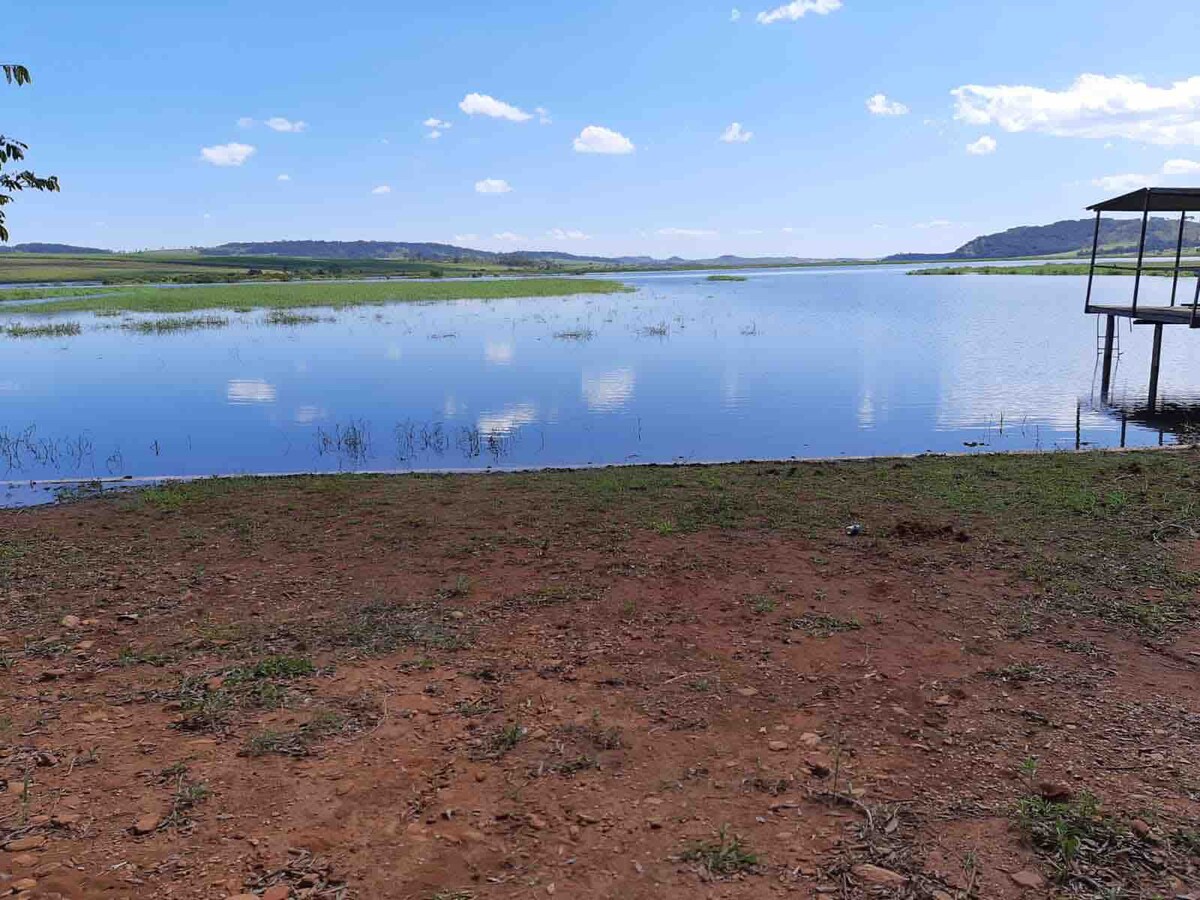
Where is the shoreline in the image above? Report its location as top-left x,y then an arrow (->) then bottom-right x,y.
5,442 -> 1192,508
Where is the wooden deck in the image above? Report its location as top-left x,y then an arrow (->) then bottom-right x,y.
1089,303 -> 1200,326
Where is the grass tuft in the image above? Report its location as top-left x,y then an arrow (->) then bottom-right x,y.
682,826 -> 759,877
789,612 -> 861,637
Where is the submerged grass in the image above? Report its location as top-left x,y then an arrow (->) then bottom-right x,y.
7,278 -> 634,315
264,309 -> 330,326
5,321 -> 82,338
121,315 -> 230,334
706,274 -> 748,282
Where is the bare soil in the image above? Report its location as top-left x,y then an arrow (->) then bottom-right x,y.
3,452 -> 1200,899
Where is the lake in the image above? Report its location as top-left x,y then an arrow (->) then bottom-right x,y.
4,265 -> 1199,504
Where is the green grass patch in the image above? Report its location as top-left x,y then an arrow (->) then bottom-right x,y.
0,286 -> 121,302
472,722 -> 525,760
748,594 -> 777,615
242,710 -> 350,757
172,655 -> 318,732
706,274 -> 748,281
6,278 -> 633,315
681,826 -> 759,876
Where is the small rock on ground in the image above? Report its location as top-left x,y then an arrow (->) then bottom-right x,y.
851,863 -> 908,886
1010,869 -> 1045,888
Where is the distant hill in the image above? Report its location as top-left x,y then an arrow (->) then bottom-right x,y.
0,242 -> 111,255
886,217 -> 1200,262
197,240 -> 813,268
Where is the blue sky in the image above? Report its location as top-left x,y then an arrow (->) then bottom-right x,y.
6,0 -> 1200,257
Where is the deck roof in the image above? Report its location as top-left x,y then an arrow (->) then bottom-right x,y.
1088,187 -> 1200,213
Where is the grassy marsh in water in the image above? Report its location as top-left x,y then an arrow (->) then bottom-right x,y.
264,310 -> 332,326
6,278 -> 634,315
5,321 -> 81,338
707,274 -> 748,282
121,315 -> 230,334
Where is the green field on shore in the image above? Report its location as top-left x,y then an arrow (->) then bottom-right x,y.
0,277 -> 634,315
912,263 -> 1200,277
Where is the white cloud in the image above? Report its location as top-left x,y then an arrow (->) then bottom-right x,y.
658,227 -> 718,237
1091,157 -> 1200,193
453,233 -> 480,243
236,116 -> 255,128
475,178 -> 513,194
1162,158 -> 1200,175
277,173 -> 291,182
966,134 -> 997,155
264,116 -> 307,133
738,228 -> 765,235
200,142 -> 256,167
916,219 -> 954,229
371,184 -> 392,195
535,106 -> 552,125
573,125 -> 635,155
720,122 -> 753,143
866,93 -> 909,116
493,231 -> 525,242
424,118 -> 451,139
548,228 -> 590,240
952,74 -> 1200,146
731,7 -> 742,20
1092,173 -> 1149,193
459,92 -> 532,122
756,0 -> 842,25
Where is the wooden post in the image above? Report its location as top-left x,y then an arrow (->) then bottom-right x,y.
1148,323 -> 1164,410
1132,194 -> 1151,315
1100,314 -> 1116,396
1085,209 -> 1101,311
1171,210 -> 1187,306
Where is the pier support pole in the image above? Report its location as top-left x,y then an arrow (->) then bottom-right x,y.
1148,323 -> 1164,411
1101,315 -> 1116,397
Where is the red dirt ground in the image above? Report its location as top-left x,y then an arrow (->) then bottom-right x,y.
1,460 -> 1198,899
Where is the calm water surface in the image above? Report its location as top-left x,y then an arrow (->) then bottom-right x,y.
3,266 -> 1199,503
